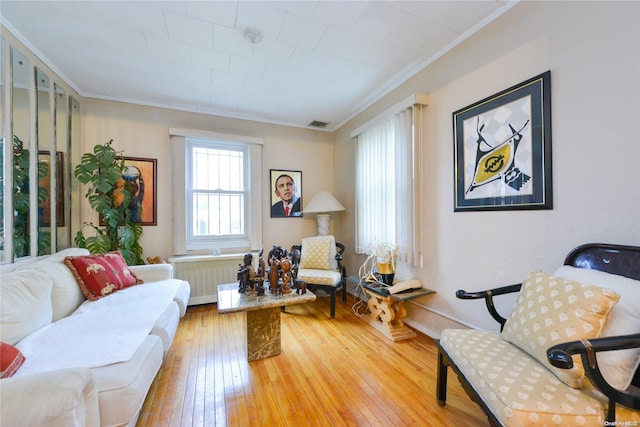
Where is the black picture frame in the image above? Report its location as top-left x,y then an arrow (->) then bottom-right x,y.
99,156 -> 157,226
38,151 -> 64,227
453,71 -> 552,211
270,169 -> 303,218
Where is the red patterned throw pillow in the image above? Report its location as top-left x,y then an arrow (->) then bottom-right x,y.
64,252 -> 143,301
1,342 -> 25,378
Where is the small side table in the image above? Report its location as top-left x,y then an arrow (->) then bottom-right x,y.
359,280 -> 435,342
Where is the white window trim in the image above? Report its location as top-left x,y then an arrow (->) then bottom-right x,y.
353,95 -> 428,267
351,93 -> 430,138
170,128 -> 263,255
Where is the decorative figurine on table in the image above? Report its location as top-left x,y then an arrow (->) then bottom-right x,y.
280,258 -> 293,294
289,246 -> 306,294
251,249 -> 266,296
294,279 -> 306,294
237,253 -> 254,293
268,245 -> 287,294
268,257 -> 280,294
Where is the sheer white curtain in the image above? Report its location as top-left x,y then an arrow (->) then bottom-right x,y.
355,106 -> 422,266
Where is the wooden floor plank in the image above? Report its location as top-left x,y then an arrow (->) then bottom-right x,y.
137,294 -> 487,426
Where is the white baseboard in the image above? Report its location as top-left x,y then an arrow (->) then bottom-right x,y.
346,280 -> 472,340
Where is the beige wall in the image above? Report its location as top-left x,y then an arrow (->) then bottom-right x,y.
334,1 -> 640,334
6,2 -> 639,334
81,99 -> 335,258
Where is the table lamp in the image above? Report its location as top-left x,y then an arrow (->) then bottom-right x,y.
303,191 -> 346,236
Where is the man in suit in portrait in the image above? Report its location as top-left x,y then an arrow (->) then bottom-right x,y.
271,174 -> 302,217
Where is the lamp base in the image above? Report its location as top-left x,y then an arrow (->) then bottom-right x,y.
316,214 -> 330,236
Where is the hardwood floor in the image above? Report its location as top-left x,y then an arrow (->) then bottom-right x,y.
137,294 -> 487,427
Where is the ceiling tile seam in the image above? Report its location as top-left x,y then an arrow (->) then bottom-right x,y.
330,0 -> 522,131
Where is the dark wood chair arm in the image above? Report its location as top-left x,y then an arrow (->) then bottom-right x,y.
547,334 -> 640,414
455,284 -> 522,331
335,242 -> 345,261
335,242 -> 346,277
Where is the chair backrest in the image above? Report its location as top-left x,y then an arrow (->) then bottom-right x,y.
563,243 -> 640,388
291,235 -> 346,275
297,235 -> 338,270
564,243 -> 640,280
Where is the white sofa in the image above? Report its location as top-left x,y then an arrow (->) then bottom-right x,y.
0,248 -> 190,427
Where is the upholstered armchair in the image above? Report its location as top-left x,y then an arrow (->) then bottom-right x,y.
291,235 -> 346,318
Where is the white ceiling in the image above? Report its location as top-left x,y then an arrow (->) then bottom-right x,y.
1,1 -> 515,131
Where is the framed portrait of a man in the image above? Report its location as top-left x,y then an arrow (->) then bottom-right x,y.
270,169 -> 302,218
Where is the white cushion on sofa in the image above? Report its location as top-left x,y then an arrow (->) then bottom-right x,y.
554,266 -> 640,390
91,335 -> 163,427
17,258 -> 86,322
48,247 -> 91,261
0,270 -> 53,345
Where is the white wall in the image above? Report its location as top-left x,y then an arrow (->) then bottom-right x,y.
81,99 -> 335,260
334,1 -> 640,334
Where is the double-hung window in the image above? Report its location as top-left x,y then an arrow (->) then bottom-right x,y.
170,128 -> 263,254
188,140 -> 246,247
352,94 -> 428,267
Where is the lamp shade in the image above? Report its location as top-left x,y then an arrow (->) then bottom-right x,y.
303,191 -> 345,214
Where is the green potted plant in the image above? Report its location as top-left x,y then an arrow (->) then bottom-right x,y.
3,135 -> 51,257
73,139 -> 144,265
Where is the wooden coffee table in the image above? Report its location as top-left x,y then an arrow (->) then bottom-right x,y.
217,283 -> 316,361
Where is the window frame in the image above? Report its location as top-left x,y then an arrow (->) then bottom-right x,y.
186,138 -> 249,250
170,128 -> 263,255
352,95 -> 427,267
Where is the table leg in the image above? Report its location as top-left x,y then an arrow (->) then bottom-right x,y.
364,290 -> 416,342
245,307 -> 281,361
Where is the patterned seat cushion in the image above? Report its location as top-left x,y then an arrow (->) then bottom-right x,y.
440,329 -> 640,426
297,269 -> 342,286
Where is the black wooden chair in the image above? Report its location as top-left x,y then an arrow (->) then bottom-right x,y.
291,235 -> 346,318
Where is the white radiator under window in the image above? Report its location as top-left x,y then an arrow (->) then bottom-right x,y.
169,254 -> 247,305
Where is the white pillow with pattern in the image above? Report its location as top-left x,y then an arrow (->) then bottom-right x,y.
299,236 -> 337,270
501,271 -> 619,388
554,266 -> 640,390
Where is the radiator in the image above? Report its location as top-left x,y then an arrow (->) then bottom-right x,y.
169,254 -> 246,305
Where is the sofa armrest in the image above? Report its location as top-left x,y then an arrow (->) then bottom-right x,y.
129,263 -> 174,282
0,368 -> 100,427
455,283 -> 522,330
547,334 -> 640,415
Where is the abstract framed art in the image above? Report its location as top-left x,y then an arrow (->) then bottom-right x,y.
453,71 -> 552,211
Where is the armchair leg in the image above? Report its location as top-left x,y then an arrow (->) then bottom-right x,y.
437,349 -> 448,406
330,288 -> 336,318
341,280 -> 347,303
606,399 -> 616,423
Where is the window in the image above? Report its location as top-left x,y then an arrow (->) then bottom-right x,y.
188,141 -> 246,244
170,128 -> 263,254
353,95 -> 427,267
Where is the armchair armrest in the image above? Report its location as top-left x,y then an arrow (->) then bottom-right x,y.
129,263 -> 174,282
456,283 -> 522,330
547,334 -> 640,418
335,242 -> 346,278
0,368 -> 100,427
